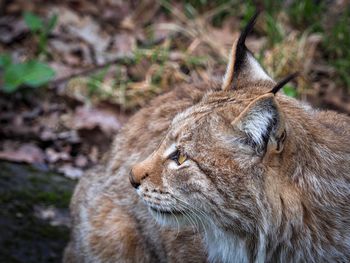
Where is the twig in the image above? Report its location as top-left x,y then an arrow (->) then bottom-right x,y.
50,55 -> 135,87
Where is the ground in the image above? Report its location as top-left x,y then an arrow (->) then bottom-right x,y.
0,161 -> 74,263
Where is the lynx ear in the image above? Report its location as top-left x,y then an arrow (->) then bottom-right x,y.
222,12 -> 272,91
233,94 -> 285,154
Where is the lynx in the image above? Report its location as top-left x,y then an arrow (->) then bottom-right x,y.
64,13 -> 350,263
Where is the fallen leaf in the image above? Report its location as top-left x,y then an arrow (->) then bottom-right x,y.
48,7 -> 101,65
49,62 -> 79,81
50,40 -> 93,66
109,32 -> 136,57
56,130 -> 81,144
0,16 -> 28,44
58,164 -> 83,179
0,143 -> 45,164
121,0 -> 160,30
89,146 -> 99,163
75,154 -> 88,168
61,105 -> 122,135
34,205 -> 71,227
46,148 -> 71,163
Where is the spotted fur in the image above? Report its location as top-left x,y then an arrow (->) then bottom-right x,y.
64,14 -> 350,263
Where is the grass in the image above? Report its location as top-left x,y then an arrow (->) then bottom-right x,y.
24,11 -> 58,56
167,0 -> 239,26
323,10 -> 350,88
260,0 -> 349,90
185,1 -> 350,91
287,0 -> 325,31
47,1 -> 349,112
155,0 -> 348,99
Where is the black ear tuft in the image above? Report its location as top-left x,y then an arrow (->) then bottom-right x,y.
234,11 -> 260,74
222,11 -> 272,91
270,72 -> 299,95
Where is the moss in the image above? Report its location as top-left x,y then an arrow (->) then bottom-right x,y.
0,161 -> 76,263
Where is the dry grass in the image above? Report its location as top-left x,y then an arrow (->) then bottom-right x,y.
263,32 -> 322,91
63,1 -> 348,110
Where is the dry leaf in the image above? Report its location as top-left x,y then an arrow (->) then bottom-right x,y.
46,148 -> 71,163
58,164 -> 83,179
61,106 -> 122,135
0,143 -> 45,164
0,16 -> 28,44
34,205 -> 71,227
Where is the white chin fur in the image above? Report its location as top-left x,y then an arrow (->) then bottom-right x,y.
149,208 -> 187,227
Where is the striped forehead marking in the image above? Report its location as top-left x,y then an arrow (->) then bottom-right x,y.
172,105 -> 211,124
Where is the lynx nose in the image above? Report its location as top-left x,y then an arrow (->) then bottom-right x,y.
130,159 -> 152,189
129,169 -> 140,189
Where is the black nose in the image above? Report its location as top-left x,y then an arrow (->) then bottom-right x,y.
129,170 -> 140,189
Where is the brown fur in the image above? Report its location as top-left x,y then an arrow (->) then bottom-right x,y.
65,15 -> 350,263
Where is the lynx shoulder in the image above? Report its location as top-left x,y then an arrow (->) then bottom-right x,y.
65,13 -> 350,263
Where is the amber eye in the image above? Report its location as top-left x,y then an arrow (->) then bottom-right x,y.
177,152 -> 187,165
169,150 -> 187,165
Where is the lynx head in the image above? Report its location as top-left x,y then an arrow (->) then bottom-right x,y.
130,13 -> 297,235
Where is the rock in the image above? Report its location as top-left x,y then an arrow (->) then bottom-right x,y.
0,161 -> 76,263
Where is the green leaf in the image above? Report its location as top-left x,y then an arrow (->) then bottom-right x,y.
46,14 -> 58,33
283,84 -> 297,98
3,63 -> 28,92
24,12 -> 44,32
22,60 -> 55,87
0,53 -> 12,68
2,60 -> 55,93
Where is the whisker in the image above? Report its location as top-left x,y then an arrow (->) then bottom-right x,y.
169,206 -> 181,238
172,195 -> 211,238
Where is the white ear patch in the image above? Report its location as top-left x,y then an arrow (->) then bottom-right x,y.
163,143 -> 177,158
235,95 -> 279,151
240,110 -> 274,146
246,53 -> 272,81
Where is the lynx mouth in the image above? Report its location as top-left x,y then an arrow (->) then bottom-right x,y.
149,206 -> 184,216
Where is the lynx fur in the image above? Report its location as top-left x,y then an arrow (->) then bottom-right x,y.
64,13 -> 350,263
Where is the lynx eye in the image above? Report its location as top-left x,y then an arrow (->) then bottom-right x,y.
169,150 -> 187,165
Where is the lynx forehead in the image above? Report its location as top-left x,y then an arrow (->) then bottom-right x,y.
65,12 -> 350,263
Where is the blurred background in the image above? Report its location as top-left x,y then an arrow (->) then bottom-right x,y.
0,0 -> 349,262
